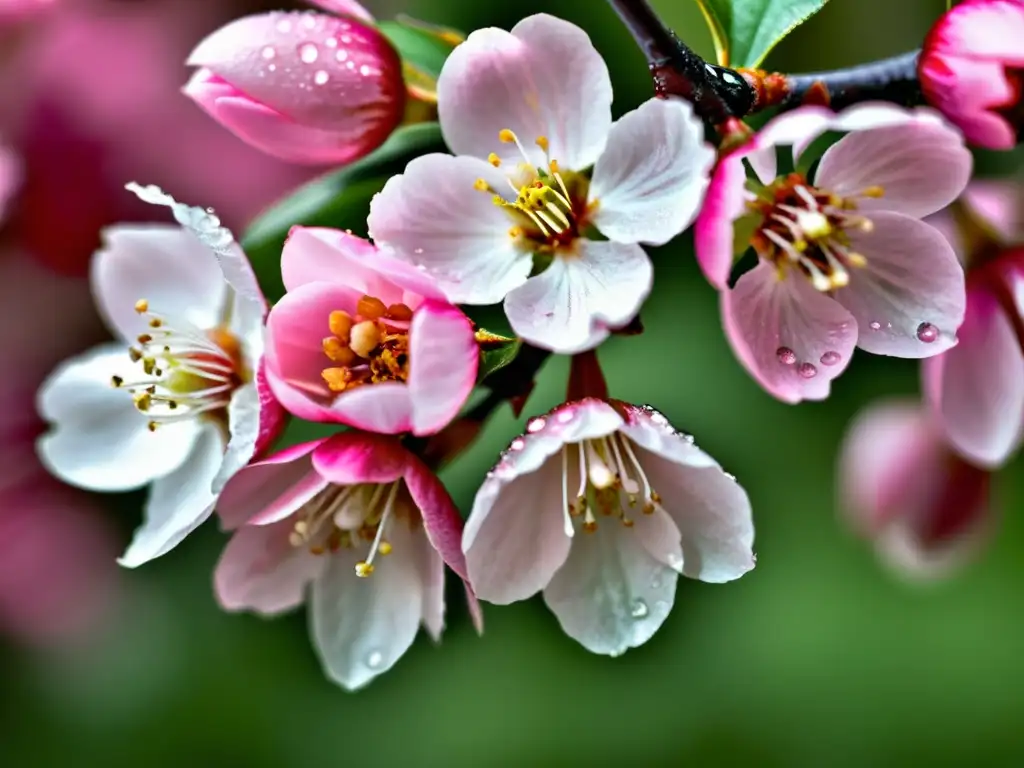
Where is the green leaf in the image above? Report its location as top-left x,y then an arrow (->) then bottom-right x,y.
477,336 -> 522,383
378,19 -> 453,79
240,122 -> 444,302
693,0 -> 831,68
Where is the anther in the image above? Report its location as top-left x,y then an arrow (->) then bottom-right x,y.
378,541 -> 393,556
498,129 -> 516,143
322,367 -> 353,392
487,153 -> 501,167
385,303 -> 413,322
322,337 -> 356,365
328,310 -> 353,340
356,296 -> 387,320
134,299 -> 149,313
111,375 -> 123,387
474,178 -> 492,192
349,320 -> 381,358
355,562 -> 374,577
536,136 -> 549,152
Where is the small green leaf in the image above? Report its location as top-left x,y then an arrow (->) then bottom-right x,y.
693,0 -> 831,68
477,336 -> 522,383
378,19 -> 454,79
240,122 -> 444,302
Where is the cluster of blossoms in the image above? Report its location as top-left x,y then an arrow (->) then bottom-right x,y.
32,0 -> 1024,688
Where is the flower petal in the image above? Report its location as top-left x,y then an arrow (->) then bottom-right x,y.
402,450 -> 470,580
118,424 -> 224,568
814,118 -> 971,219
91,225 -> 226,342
721,262 -> 858,403
0,144 -> 20,223
416,530 -> 446,642
437,13 -> 612,170
923,280 -> 1024,468
963,180 -> 1024,244
919,55 -> 1018,150
407,299 -> 477,436
306,0 -> 375,22
36,343 -> 200,492
310,520 -> 424,690
368,154 -> 532,305
211,383 -> 261,494
694,153 -> 747,290
215,519 -> 325,615
589,97 -> 714,246
504,240 -> 653,354
837,212 -> 966,357
311,432 -> 409,486
543,521 -> 678,656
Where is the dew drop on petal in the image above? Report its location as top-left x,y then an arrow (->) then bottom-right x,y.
667,553 -> 683,571
869,321 -> 882,331
359,64 -> 372,76
276,18 -> 292,33
267,63 -> 277,72
510,438 -> 526,451
302,13 -> 317,29
916,322 -> 939,343
299,43 -> 319,64
413,247 -> 424,254
346,60 -> 356,71
797,362 -> 818,379
340,34 -> 353,44
313,70 -> 329,86
556,409 -> 575,424
335,49 -> 348,62
776,346 -> 797,365
365,650 -> 383,669
819,351 -> 841,366
527,417 -> 546,433
325,36 -> 338,48
630,599 -> 649,619
261,46 -> 276,60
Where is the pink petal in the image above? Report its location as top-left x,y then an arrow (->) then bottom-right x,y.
542,518 -> 679,656
694,153 -> 747,290
215,439 -> 327,530
925,0 -> 1024,64
91,225 -> 226,343
814,118 -> 972,219
253,359 -> 288,459
589,97 -> 714,246
504,241 -> 653,354
407,300 -> 478,436
721,262 -> 858,403
437,13 -> 612,170
214,518 -> 324,615
837,212 -> 966,358
311,432 -> 410,486
923,280 -> 1024,468
321,383 -> 415,434
0,145 -> 19,223
368,154 -> 532,305
962,179 -> 1024,244
305,0 -> 375,22
919,55 -> 1017,150
402,452 -> 469,580
416,531 -> 446,642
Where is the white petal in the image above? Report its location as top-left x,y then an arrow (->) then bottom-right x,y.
543,522 -> 678,656
437,13 -> 612,170
212,383 -> 260,495
36,343 -> 200,492
416,529 -> 446,642
368,154 -> 532,305
590,98 -> 714,246
310,522 -> 424,691
118,424 -> 225,568
504,241 -> 652,354
91,225 -> 226,343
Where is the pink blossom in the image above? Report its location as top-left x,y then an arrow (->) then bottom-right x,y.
463,398 -> 754,656
839,400 -> 991,578
923,180 -> 1024,468
37,185 -> 285,568
368,13 -> 714,354
215,431 -> 479,690
695,104 -> 971,403
264,227 -> 478,435
919,0 -> 1024,150
185,5 -> 405,166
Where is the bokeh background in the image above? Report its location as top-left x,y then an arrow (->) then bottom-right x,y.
3,0 -> 1024,765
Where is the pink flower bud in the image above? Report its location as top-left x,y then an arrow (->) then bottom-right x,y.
185,9 -> 405,165
919,0 -> 1024,150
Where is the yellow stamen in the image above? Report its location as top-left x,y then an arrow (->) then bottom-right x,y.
134,298 -> 149,313
322,367 -> 353,392
355,561 -> 375,578
322,337 -> 356,365
536,136 -> 549,152
386,303 -> 413,322
487,152 -> 501,167
328,310 -> 353,341
356,295 -> 387,320
498,129 -> 516,143
349,321 -> 381,358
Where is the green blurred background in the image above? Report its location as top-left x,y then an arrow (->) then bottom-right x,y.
6,1 -> 1024,765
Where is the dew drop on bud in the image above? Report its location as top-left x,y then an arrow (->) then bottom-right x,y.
335,49 -> 348,62
556,409 -> 575,424
776,346 -> 797,365
916,322 -> 939,343
527,417 -> 546,433
365,650 -> 383,669
798,362 -> 818,379
359,64 -> 373,76
313,70 -> 329,86
261,46 -> 276,60
325,36 -> 338,48
630,599 -> 649,619
299,43 -> 319,64
819,351 -> 841,366
869,321 -> 882,330
276,18 -> 292,33
510,438 -> 526,451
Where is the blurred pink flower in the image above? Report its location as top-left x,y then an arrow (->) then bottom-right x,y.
463,398 -> 754,656
368,13 -> 713,354
694,104 -> 971,404
919,0 -> 1024,150
839,399 -> 991,578
265,227 -> 478,435
215,431 -> 480,690
923,180 -> 1024,468
185,4 -> 406,165
37,187 -> 285,569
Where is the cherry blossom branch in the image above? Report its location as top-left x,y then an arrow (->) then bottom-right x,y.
606,0 -> 925,122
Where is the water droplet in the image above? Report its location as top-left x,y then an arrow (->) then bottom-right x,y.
302,13 -> 317,29
325,36 -> 338,48
359,64 -> 373,76
413,247 -> 424,254
683,434 -> 695,444
365,650 -> 383,669
776,346 -> 797,365
340,34 -> 353,44
869,321 -> 882,331
335,49 -> 348,62
667,553 -> 683,571
650,411 -> 668,425
267,63 -> 277,72
557,409 -> 575,424
299,43 -> 319,64
797,362 -> 818,379
916,322 -> 939,343
630,599 -> 649,618
276,18 -> 292,33
723,472 -> 737,482
261,46 -> 276,60
313,70 -> 329,86
819,350 -> 841,366
510,438 -> 526,451
527,417 -> 546,433
346,60 -> 356,70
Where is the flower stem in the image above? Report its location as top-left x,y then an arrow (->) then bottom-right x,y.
772,51 -> 924,111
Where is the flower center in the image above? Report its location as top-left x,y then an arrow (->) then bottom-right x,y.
473,129 -> 590,251
560,433 -> 662,535
111,298 -> 244,432
320,295 -> 412,394
288,480 -> 409,577
747,173 -> 882,291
